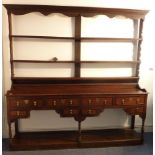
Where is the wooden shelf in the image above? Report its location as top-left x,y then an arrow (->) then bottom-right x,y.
12,60 -> 140,64
11,35 -> 141,42
11,35 -> 74,40
80,61 -> 140,64
12,60 -> 75,63
10,129 -> 142,150
12,77 -> 139,84
81,37 -> 142,42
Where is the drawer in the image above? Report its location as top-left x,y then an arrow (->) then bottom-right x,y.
10,111 -> 29,120
116,96 -> 145,106
125,107 -> 145,115
62,108 -> 79,116
10,98 -> 44,110
10,99 -> 30,110
62,98 -> 79,107
82,109 -> 98,116
47,98 -> 79,109
82,97 -> 112,107
28,99 -> 44,109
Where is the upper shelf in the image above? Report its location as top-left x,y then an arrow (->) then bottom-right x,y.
11,35 -> 141,42
3,4 -> 149,19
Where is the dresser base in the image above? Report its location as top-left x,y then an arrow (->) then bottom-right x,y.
9,128 -> 143,150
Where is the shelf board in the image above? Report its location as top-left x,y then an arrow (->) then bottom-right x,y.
10,129 -> 142,150
12,77 -> 139,84
12,60 -> 140,64
11,35 -> 142,42
12,60 -> 75,63
81,37 -> 142,42
11,35 -> 74,40
80,61 -> 140,64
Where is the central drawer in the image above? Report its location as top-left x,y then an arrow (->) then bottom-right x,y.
81,97 -> 113,107
47,98 -> 79,109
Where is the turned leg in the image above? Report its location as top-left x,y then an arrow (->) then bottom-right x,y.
15,120 -> 19,136
8,122 -> 12,139
78,121 -> 82,143
141,115 -> 146,142
131,115 -> 135,129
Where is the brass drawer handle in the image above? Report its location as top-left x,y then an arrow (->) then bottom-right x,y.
70,110 -> 73,114
33,101 -> 37,106
53,100 -> 56,106
122,99 -> 125,104
16,101 -> 19,107
69,100 -> 73,105
88,109 -> 92,114
88,99 -> 92,104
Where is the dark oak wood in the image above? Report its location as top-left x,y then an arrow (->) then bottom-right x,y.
12,60 -> 75,63
11,35 -> 142,42
11,77 -> 139,84
4,4 -> 148,150
3,4 -> 148,19
81,37 -> 142,42
9,129 -> 142,150
74,15 -> 81,77
11,35 -> 74,40
12,60 -> 140,64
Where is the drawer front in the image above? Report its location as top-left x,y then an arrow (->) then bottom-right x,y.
82,97 -> 112,107
116,96 -> 145,106
10,111 -> 29,120
47,98 -> 79,109
125,107 -> 145,115
9,98 -> 44,110
82,109 -> 98,116
62,108 -> 79,117
10,99 -> 30,110
28,99 -> 44,109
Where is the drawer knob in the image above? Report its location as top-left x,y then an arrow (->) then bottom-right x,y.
24,100 -> 29,104
16,101 -> 19,107
33,101 -> 37,106
53,100 -> 56,106
70,100 -> 73,105
122,99 -> 125,104
88,99 -> 92,104
88,109 -> 92,114
70,110 -> 73,114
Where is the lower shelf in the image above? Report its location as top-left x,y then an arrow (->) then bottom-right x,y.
10,128 -> 143,150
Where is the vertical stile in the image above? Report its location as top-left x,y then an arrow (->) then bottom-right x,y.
74,15 -> 81,77
8,11 -> 14,78
136,19 -> 144,76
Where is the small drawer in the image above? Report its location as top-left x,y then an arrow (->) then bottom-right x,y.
82,109 -> 97,116
62,99 -> 79,107
29,99 -> 44,109
10,111 -> 28,119
10,99 -> 30,110
82,97 -> 112,107
47,99 -> 62,108
116,96 -> 145,106
125,107 -> 144,115
62,109 -> 79,116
